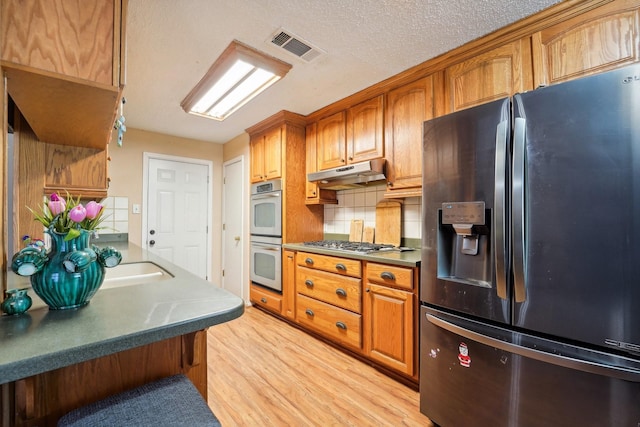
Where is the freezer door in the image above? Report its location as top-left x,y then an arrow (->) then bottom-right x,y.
512,64 -> 640,354
420,307 -> 640,427
422,98 -> 510,324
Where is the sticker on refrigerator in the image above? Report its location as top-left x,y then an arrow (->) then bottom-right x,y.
458,342 -> 471,367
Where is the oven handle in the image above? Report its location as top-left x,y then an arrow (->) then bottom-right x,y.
251,192 -> 281,200
251,242 -> 281,251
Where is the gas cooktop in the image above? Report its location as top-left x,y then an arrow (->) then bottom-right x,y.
303,240 -> 401,254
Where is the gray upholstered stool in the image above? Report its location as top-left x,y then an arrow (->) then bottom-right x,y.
57,374 -> 221,427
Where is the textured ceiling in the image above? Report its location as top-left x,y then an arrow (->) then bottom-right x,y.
124,0 -> 561,144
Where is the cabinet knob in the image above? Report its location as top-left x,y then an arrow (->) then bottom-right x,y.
335,288 -> 347,297
335,263 -> 346,271
348,156 -> 353,161
305,257 -> 314,265
335,321 -> 347,330
387,181 -> 393,187
261,297 -> 267,303
341,159 -> 346,163
305,308 -> 315,317
305,279 -> 314,288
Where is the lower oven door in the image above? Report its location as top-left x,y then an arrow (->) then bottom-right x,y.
250,237 -> 282,292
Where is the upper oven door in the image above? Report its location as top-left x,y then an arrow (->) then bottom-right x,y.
250,190 -> 282,237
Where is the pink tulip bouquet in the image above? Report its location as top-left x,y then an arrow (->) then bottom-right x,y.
29,193 -> 107,241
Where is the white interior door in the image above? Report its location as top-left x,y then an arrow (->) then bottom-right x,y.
222,156 -> 245,300
145,156 -> 210,280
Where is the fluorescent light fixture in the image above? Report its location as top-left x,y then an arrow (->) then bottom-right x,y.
181,40 -> 292,121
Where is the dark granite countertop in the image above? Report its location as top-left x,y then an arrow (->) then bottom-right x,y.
283,243 -> 421,267
0,242 -> 245,385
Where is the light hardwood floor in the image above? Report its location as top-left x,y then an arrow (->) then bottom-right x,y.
206,306 -> 434,426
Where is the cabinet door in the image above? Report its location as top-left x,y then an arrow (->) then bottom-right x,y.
347,95 -> 384,163
532,0 -> 640,87
384,76 -> 434,194
305,123 -> 320,199
263,126 -> 282,180
365,283 -> 414,376
317,111 -> 346,170
1,0 -> 120,86
44,143 -> 109,198
444,38 -> 533,113
282,250 -> 296,320
250,135 -> 265,183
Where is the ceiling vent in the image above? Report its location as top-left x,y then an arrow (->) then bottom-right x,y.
269,29 -> 325,62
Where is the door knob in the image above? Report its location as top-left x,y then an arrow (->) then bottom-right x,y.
149,240 -> 155,246
150,229 -> 155,235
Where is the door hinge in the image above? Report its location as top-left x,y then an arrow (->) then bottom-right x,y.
222,270 -> 224,277
223,177 -> 226,184
222,224 -> 225,231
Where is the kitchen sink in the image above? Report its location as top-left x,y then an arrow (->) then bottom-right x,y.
101,262 -> 173,289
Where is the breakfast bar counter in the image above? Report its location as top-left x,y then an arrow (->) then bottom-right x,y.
0,241 -> 244,426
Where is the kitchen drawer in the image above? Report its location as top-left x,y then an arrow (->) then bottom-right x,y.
296,266 -> 362,313
297,294 -> 362,349
250,284 -> 282,313
366,262 -> 415,290
296,252 -> 362,278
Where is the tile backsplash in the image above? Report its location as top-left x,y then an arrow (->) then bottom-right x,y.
323,184 -> 421,239
99,196 -> 129,234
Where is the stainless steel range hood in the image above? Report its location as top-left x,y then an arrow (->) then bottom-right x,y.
307,158 -> 386,190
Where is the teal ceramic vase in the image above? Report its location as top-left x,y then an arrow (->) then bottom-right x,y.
1,288 -> 32,315
11,228 -> 122,310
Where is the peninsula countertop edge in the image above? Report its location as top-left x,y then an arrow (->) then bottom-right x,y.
0,241 -> 245,385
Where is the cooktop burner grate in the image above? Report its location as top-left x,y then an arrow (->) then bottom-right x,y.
302,240 -> 396,254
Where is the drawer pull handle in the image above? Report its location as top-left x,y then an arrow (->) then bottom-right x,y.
335,263 -> 347,271
380,271 -> 396,280
260,297 -> 267,303
305,308 -> 315,317
305,279 -> 314,288
336,321 -> 347,330
305,257 -> 314,265
335,288 -> 347,297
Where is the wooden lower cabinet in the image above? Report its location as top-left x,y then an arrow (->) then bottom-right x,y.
292,251 -> 419,381
250,283 -> 283,314
364,283 -> 414,376
297,294 -> 362,350
5,331 -> 207,427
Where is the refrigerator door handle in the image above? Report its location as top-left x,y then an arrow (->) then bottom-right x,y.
427,313 -> 640,382
512,117 -> 527,302
494,120 -> 509,300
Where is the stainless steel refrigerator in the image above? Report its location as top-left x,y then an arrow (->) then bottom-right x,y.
420,64 -> 640,426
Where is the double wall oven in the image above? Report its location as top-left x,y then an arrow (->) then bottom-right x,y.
250,179 -> 282,292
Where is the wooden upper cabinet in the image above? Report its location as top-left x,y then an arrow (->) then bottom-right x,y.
2,0 -> 121,85
250,134 -> 266,183
0,0 -> 127,150
305,123 -> 337,205
264,127 -> 283,181
44,144 -> 110,199
317,111 -> 347,170
384,76 -> 435,197
532,0 -> 640,88
346,95 -> 384,163
305,123 -> 319,199
250,128 -> 282,183
444,38 -> 534,114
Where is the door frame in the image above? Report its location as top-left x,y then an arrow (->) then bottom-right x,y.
222,155 -> 247,301
142,152 -> 213,281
